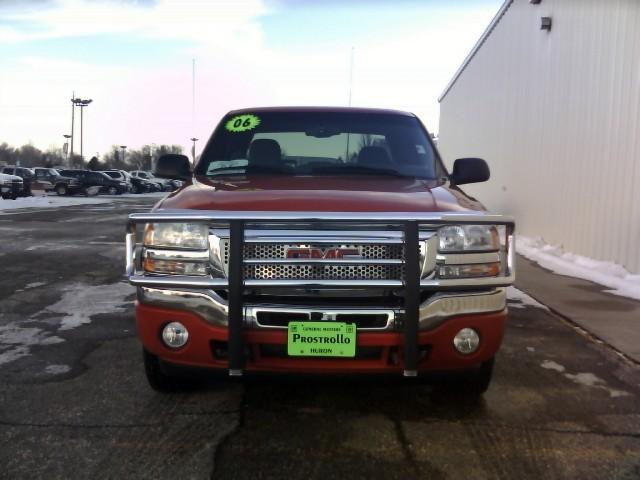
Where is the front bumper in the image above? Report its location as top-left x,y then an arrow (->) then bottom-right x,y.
136,286 -> 506,332
137,301 -> 507,374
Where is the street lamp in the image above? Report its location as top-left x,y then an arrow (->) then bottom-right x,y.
190,137 -> 198,165
120,145 -> 127,166
63,134 -> 71,163
72,98 -> 92,161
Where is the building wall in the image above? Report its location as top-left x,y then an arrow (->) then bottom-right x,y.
438,0 -> 640,273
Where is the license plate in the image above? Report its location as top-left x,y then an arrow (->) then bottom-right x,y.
287,322 -> 356,357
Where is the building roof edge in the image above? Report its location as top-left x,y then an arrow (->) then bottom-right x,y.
438,0 -> 514,103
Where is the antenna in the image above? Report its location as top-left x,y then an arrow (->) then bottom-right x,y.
191,58 -> 196,136
345,47 -> 355,161
348,47 -> 354,106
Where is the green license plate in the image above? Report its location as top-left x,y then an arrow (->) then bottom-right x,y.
287,322 -> 356,357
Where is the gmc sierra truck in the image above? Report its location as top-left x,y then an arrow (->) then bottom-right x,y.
125,107 -> 515,395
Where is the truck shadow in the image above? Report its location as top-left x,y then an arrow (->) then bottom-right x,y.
199,373 -> 489,423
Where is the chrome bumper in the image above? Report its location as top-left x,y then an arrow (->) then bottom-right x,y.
137,286 -> 506,331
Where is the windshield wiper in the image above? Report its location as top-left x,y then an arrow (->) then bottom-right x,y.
310,165 -> 414,178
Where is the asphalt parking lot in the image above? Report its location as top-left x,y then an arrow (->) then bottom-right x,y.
0,197 -> 639,479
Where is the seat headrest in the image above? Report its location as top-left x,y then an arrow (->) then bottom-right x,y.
357,146 -> 391,167
248,139 -> 282,166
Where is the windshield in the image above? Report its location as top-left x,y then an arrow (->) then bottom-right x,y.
196,111 -> 443,179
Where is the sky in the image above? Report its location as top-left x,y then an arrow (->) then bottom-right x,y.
0,0 -> 502,158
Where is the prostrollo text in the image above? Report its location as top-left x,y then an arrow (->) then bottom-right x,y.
291,333 -> 352,344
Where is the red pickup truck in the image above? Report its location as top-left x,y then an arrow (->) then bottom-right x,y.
126,107 -> 515,395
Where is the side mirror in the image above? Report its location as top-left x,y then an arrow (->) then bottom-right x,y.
450,158 -> 490,185
154,154 -> 192,181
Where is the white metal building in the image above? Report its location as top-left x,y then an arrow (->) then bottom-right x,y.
438,0 -> 640,274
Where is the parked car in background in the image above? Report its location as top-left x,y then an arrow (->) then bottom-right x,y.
1,166 -> 37,196
33,167 -> 83,196
130,170 -> 173,191
100,170 -> 132,192
59,169 -> 128,195
0,172 -> 24,199
168,179 -> 183,190
121,170 -> 157,194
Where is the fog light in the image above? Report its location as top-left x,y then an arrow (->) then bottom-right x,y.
453,328 -> 480,354
162,322 -> 189,348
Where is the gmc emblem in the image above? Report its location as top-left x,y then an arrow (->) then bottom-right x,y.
286,247 -> 362,259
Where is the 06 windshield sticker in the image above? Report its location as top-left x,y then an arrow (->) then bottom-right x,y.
225,114 -> 261,133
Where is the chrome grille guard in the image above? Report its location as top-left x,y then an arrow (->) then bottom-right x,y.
125,209 -> 515,377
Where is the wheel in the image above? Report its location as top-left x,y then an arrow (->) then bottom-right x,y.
55,184 -> 67,196
131,185 -> 140,194
107,186 -> 118,195
143,349 -> 195,393
444,357 -> 495,397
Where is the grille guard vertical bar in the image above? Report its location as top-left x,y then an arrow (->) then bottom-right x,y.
403,221 -> 420,377
228,220 -> 245,376
125,220 -> 136,277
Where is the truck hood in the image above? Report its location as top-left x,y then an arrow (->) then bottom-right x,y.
156,176 -> 485,213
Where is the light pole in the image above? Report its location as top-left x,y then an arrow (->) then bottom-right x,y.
73,98 -> 92,161
120,145 -> 127,167
190,137 -> 198,165
150,143 -> 156,170
70,92 -> 75,158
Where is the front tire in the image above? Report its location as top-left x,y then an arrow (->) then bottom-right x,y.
107,186 -> 118,195
55,184 -> 67,196
143,349 -> 195,393
444,357 -> 495,397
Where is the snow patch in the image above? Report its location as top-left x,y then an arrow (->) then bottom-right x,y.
0,195 -> 111,212
45,364 -> 71,375
25,282 -> 47,289
37,281 -> 133,330
541,360 -> 631,398
0,346 -> 30,366
0,281 -> 133,366
0,324 -> 64,366
517,236 -> 640,301
541,360 -> 565,372
506,286 -> 549,310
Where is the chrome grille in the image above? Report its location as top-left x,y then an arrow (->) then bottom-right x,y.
221,240 -> 405,281
245,263 -> 403,281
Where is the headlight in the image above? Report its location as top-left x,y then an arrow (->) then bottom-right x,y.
438,225 -> 499,252
143,223 -> 208,250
